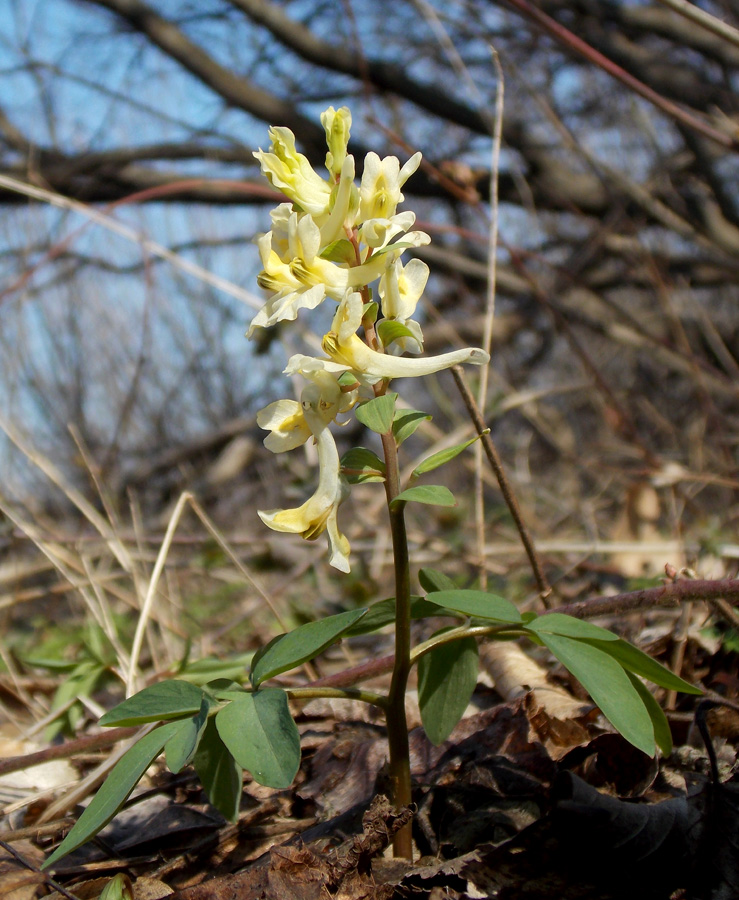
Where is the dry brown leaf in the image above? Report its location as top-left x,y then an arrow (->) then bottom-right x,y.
0,840 -> 46,900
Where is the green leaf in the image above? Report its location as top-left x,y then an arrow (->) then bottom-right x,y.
215,689 -> 300,788
355,393 -> 397,434
418,568 -> 458,593
426,589 -> 522,624
319,238 -> 355,264
584,638 -> 703,694
341,447 -> 386,484
376,319 -> 417,348
392,408 -> 431,445
165,696 -> 212,774
538,633 -> 657,756
250,608 -> 367,687
45,660 -> 106,741
418,633 -> 479,745
626,671 -> 673,756
525,613 -> 619,642
362,300 -> 378,323
193,718 -> 243,822
43,720 -> 184,868
391,485 -> 456,508
343,596 -> 452,637
99,680 -> 205,727
411,432 -> 486,478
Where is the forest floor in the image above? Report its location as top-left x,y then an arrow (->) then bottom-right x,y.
1,536 -> 738,900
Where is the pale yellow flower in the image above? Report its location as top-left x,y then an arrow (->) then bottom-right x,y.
321,106 -> 352,177
378,257 -> 429,353
359,210 -> 417,250
319,156 -> 359,247
359,151 -> 422,222
247,211 -> 349,337
322,293 -> 489,381
283,354 -> 358,421
254,126 -> 331,218
258,385 -> 351,572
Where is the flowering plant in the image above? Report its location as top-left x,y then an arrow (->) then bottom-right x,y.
44,108 -> 700,867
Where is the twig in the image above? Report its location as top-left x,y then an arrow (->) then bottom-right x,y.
503,0 -> 736,150
451,365 -> 552,606
0,839 -> 81,900
654,0 -> 739,51
556,578 -> 739,619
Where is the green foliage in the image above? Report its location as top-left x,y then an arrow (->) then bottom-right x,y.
99,680 -> 206,727
341,447 -> 386,483
27,624 -> 117,741
376,319 -> 418,348
525,613 -> 619,641
250,607 -> 367,687
193,718 -> 243,822
517,612 -> 700,756
426,589 -> 523,624
319,238 -> 355,264
411,431 -> 487,478
215,689 -> 300,789
418,632 -> 479,745
533,632 -> 659,756
43,720 -> 184,869
344,595 -> 455,637
392,408 -> 431,445
165,697 -> 213,773
418,568 -> 458,592
392,484 -> 456,507
355,393 -> 397,434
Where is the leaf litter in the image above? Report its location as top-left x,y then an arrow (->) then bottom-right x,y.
2,591 -> 739,898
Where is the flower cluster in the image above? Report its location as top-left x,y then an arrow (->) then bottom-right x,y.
250,107 -> 489,571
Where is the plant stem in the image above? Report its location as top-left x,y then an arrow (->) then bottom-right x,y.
287,686 -> 388,708
380,428 -> 414,859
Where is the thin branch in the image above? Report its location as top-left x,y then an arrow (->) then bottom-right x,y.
451,365 -> 552,605
654,0 -> 739,51
504,0 -> 737,150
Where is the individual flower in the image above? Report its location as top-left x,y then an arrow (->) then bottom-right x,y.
322,292 -> 489,381
359,151 -> 422,222
247,211 -> 348,337
283,354 -> 359,421
258,384 -> 351,572
247,206 -> 394,338
254,126 -> 331,218
358,210 -> 417,250
378,257 -> 430,353
321,106 -> 352,178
